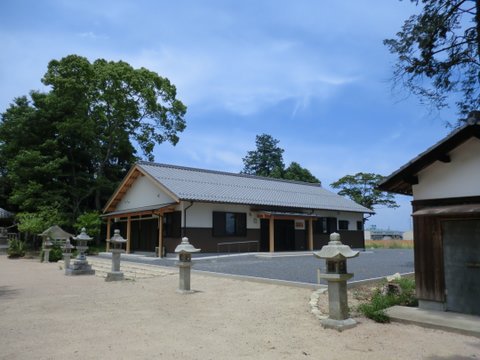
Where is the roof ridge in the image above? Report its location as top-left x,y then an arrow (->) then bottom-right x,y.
136,161 -> 323,187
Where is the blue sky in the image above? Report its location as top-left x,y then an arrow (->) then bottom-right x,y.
0,1 -> 459,230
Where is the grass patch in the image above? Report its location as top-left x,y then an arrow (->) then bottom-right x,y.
365,240 -> 413,249
357,277 -> 417,323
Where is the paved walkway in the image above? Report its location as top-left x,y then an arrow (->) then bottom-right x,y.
386,306 -> 480,338
96,248 -> 414,286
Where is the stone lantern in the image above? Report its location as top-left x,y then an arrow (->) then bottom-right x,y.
174,237 -> 200,293
106,229 -> 127,282
66,228 -> 95,276
62,239 -> 75,274
42,237 -> 53,263
314,232 -> 359,331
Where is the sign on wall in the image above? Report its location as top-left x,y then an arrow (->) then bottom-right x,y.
295,220 -> 305,230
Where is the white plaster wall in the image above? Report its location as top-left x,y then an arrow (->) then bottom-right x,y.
182,202 -> 260,229
413,138 -> 480,200
336,212 -> 364,230
116,175 -> 175,211
310,210 -> 364,230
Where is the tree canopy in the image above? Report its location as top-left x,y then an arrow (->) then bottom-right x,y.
330,173 -> 399,211
0,54 -> 186,224
283,162 -> 320,183
384,0 -> 480,121
242,134 -> 285,177
241,134 -> 320,184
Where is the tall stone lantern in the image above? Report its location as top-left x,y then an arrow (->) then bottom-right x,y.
314,232 -> 359,331
106,229 -> 127,282
62,239 -> 75,274
66,228 -> 95,276
174,237 -> 200,293
42,237 -> 53,263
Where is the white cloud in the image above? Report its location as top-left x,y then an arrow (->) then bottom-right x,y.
77,31 -> 108,40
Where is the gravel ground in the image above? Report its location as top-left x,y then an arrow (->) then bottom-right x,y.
1,255 -> 479,360
99,249 -> 414,284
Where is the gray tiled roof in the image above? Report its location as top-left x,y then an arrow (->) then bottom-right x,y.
138,162 -> 372,214
0,207 -> 14,219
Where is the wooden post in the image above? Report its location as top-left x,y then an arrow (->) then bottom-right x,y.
158,215 -> 163,258
308,219 -> 314,251
269,217 -> 275,253
106,218 -> 111,252
126,216 -> 131,254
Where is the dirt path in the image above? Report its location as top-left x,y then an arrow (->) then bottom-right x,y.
0,256 -> 478,359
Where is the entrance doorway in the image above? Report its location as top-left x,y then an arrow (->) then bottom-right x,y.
442,219 -> 480,315
260,219 -> 303,251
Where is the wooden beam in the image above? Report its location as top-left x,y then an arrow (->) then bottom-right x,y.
106,218 -> 111,252
126,216 -> 131,254
405,175 -> 419,185
269,217 -> 274,253
438,154 -> 451,163
308,219 -> 313,251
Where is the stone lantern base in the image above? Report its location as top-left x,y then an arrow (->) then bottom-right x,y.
105,271 -> 124,282
321,318 -> 357,331
65,259 -> 95,276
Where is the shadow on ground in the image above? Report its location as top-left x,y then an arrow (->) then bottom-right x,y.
0,286 -> 20,299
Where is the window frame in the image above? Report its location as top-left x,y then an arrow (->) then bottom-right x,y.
338,220 -> 349,230
213,211 -> 247,237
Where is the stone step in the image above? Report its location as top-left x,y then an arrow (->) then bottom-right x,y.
58,258 -> 175,280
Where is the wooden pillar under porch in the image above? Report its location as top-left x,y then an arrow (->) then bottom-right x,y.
158,215 -> 163,258
308,218 -> 313,251
126,216 -> 131,254
106,218 -> 111,252
269,217 -> 275,252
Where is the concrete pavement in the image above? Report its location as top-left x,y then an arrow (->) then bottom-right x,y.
386,306 -> 480,338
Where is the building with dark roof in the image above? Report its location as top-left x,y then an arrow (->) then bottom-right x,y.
103,162 -> 373,254
379,120 -> 480,316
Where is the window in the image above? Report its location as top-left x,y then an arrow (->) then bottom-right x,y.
357,221 -> 364,231
338,220 -> 349,230
313,217 -> 337,234
213,212 -> 247,237
163,211 -> 181,238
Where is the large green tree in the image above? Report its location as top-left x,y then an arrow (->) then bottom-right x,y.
242,134 -> 285,177
241,134 -> 320,183
385,0 -> 480,121
330,173 -> 399,211
283,161 -> 320,184
0,55 -> 187,221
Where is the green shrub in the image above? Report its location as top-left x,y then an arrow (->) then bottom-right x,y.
40,244 -> 64,262
357,278 -> 417,323
7,238 -> 26,258
87,243 -> 105,255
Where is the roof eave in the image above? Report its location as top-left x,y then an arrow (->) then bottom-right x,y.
378,123 -> 480,195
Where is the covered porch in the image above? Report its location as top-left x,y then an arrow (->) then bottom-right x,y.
257,211 -> 316,253
103,204 -> 177,256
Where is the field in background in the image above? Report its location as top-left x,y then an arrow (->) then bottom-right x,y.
365,239 -> 414,249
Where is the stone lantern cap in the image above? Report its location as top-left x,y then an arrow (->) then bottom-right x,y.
110,229 -> 127,245
62,239 -> 75,252
175,237 -> 201,254
43,238 -> 53,247
314,232 -> 359,260
74,228 -> 93,242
